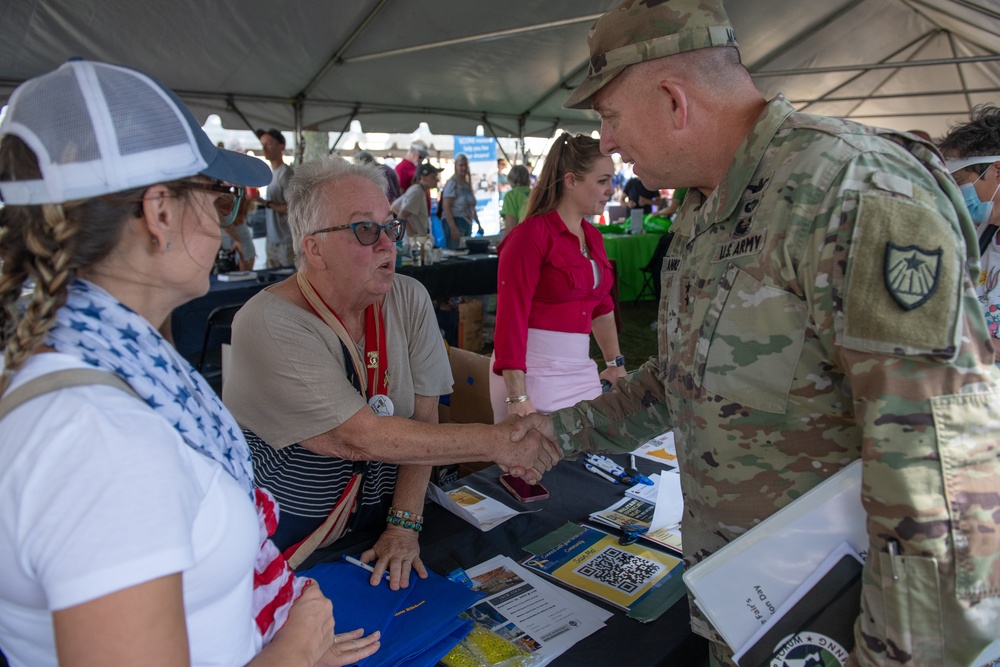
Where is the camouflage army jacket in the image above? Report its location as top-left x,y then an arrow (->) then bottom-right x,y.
551,96 -> 1000,666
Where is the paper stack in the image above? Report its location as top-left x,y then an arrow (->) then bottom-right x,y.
588,496 -> 682,555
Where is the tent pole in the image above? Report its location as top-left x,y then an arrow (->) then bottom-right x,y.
329,107 -> 360,155
341,14 -> 603,65
294,95 -> 305,166
518,116 -> 527,164
483,117 -> 511,163
795,29 -> 937,115
225,95 -> 258,134
947,33 -> 974,113
755,53 -> 1000,77
302,0 -> 392,98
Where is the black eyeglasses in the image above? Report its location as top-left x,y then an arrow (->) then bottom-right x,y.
312,219 -> 408,246
177,181 -> 244,227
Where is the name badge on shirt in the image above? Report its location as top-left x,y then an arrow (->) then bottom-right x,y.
714,230 -> 766,263
369,394 -> 394,417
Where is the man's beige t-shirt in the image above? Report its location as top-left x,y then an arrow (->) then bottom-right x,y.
224,275 -> 452,448
392,183 -> 431,238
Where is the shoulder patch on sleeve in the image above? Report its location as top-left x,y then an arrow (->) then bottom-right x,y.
871,171 -> 913,198
842,192 -> 960,356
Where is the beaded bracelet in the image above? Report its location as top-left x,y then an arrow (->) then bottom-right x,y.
505,394 -> 529,405
386,507 -> 424,532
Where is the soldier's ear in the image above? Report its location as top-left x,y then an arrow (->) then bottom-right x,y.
657,80 -> 688,131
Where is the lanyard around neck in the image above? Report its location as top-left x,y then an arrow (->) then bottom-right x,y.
295,272 -> 388,398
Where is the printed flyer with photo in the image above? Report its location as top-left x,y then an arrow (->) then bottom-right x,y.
463,555 -> 610,666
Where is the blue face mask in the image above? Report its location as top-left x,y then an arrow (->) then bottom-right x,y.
961,182 -> 996,225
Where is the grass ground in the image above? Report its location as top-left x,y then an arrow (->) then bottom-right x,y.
593,299 -> 660,368
480,298 -> 660,367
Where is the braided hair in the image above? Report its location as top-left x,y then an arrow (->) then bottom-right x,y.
0,135 -> 143,392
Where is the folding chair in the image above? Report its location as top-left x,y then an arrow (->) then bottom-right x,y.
633,232 -> 674,305
197,303 -> 244,372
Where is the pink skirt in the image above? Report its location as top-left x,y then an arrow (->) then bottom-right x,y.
490,328 -> 602,422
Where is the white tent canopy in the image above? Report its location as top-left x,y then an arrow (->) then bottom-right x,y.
2,0 -> 1000,143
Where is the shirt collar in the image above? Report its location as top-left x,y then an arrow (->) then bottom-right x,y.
676,94 -> 795,237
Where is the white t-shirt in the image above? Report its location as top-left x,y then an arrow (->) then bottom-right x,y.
976,223 -> 1000,339
0,354 -> 261,667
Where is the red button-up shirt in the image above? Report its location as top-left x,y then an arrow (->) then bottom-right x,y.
493,210 -> 614,374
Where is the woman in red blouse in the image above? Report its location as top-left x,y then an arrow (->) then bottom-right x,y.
490,133 -> 627,421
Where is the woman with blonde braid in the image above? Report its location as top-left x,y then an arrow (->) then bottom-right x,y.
0,61 -> 379,667
490,133 -> 626,421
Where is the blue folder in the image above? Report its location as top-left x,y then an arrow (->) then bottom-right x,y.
299,559 -> 483,667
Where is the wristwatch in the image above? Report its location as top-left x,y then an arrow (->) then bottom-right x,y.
605,355 -> 625,368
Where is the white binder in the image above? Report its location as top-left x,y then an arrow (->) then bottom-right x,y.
681,459 -> 865,653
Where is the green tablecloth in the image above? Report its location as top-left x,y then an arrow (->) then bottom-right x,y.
601,233 -> 663,302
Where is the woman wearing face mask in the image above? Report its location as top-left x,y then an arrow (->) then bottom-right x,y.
939,103 -> 1000,361
489,133 -> 626,421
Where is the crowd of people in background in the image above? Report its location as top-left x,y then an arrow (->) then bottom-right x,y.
217,125 -> 700,267
4,0 -> 1000,665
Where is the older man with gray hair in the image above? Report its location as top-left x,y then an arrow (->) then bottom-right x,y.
224,156 -> 560,583
394,139 -> 429,193
513,1 -> 1000,665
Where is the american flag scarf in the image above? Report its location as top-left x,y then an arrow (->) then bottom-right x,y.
45,279 -> 303,643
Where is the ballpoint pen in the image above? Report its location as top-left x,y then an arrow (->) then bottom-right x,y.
585,454 -> 624,476
344,554 -> 390,580
585,463 -> 620,484
586,453 -> 644,483
625,454 -> 653,485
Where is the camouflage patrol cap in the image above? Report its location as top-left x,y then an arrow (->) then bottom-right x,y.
564,0 -> 738,110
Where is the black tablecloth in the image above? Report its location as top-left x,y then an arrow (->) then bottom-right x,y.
300,453 -> 707,667
171,256 -> 499,367
397,254 -> 498,301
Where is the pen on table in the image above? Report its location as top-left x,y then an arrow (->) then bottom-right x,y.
344,554 -> 390,580
588,453 -> 627,476
585,463 -> 620,484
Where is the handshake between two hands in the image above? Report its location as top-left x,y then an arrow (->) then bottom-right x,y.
496,412 -> 562,485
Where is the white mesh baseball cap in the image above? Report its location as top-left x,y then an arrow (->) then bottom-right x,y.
0,59 -> 271,205
945,154 -> 1000,173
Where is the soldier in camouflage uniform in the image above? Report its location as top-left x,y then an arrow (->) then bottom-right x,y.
512,1 -> 1000,665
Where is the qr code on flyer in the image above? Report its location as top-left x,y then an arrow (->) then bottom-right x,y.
575,546 -> 664,593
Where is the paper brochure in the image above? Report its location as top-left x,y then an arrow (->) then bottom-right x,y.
651,468 -> 683,529
464,555 -> 609,666
589,496 -> 683,555
428,483 -> 530,531
682,460 -> 865,653
630,430 -> 678,465
521,522 -> 685,622
625,472 -> 662,504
